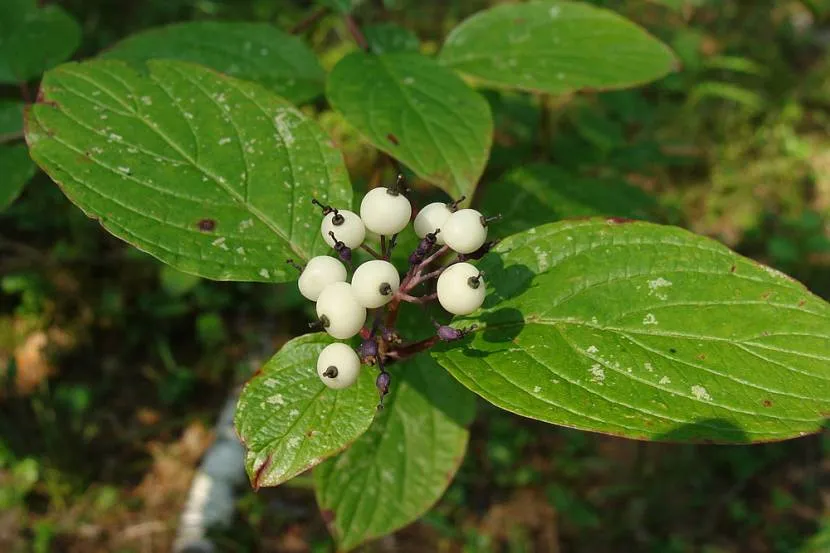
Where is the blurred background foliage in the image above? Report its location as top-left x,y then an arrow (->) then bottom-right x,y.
2,0 -> 830,551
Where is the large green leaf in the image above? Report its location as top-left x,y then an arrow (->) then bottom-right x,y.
0,101 -> 24,141
314,354 -> 475,551
0,1 -> 81,84
439,1 -> 677,95
101,22 -> 325,105
0,144 -> 36,210
25,60 -> 351,282
479,164 -> 658,238
234,334 -> 378,489
327,51 -> 493,200
433,219 -> 830,443
363,23 -> 420,54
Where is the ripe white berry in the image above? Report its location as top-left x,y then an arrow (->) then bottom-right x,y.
436,262 -> 486,315
316,282 -> 367,339
413,202 -> 452,245
351,259 -> 400,308
316,342 -> 361,389
321,209 -> 365,249
297,256 -> 348,301
442,209 -> 488,254
360,187 -> 412,235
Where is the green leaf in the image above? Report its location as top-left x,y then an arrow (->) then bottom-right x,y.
439,1 -> 678,95
101,22 -> 325,105
363,23 -> 420,54
25,60 -> 351,282
432,218 -> 830,443
314,354 -> 475,551
235,334 -> 378,489
0,2 -> 81,84
327,51 -> 492,200
479,164 -> 658,238
0,101 -> 25,140
0,144 -> 36,210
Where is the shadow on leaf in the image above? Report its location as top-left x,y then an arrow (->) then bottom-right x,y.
652,418 -> 752,444
480,253 -> 535,308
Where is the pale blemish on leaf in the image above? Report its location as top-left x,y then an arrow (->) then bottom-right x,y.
647,277 -> 673,300
691,385 -> 712,401
642,313 -> 658,325
589,364 -> 605,384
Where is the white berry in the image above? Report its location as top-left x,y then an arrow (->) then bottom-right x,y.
297,256 -> 348,301
316,282 -> 367,339
413,202 -> 451,245
437,262 -> 486,315
316,342 -> 361,389
442,209 -> 487,254
360,187 -> 412,235
322,209 -> 365,249
351,260 -> 400,308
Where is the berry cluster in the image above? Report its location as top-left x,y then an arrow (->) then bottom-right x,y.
291,175 -> 498,407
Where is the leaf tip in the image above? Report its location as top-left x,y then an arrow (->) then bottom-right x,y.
252,454 -> 274,491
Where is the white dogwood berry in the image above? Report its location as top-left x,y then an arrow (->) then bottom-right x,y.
316,342 -> 361,389
413,202 -> 452,245
442,209 -> 487,254
297,256 -> 347,301
321,209 -> 365,249
437,262 -> 486,315
360,187 -> 412,235
316,282 -> 367,339
351,260 -> 400,308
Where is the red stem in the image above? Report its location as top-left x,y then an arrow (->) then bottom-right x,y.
345,15 -> 369,51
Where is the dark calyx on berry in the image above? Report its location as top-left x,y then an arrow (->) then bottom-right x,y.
467,273 -> 483,289
311,198 -> 335,216
388,173 -> 407,197
322,366 -> 338,378
448,195 -> 466,212
480,213 -> 502,227
328,231 -> 352,263
309,315 -> 330,331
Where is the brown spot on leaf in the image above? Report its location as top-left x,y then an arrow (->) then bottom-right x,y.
321,509 -> 335,525
606,217 -> 635,224
696,353 -> 706,361
197,218 -> 216,232
730,265 -> 736,273
386,133 -> 399,145
669,348 -> 677,354
514,17 -> 526,24
763,400 -> 773,408
761,291 -> 772,300
253,455 -> 273,491
799,299 -> 806,306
